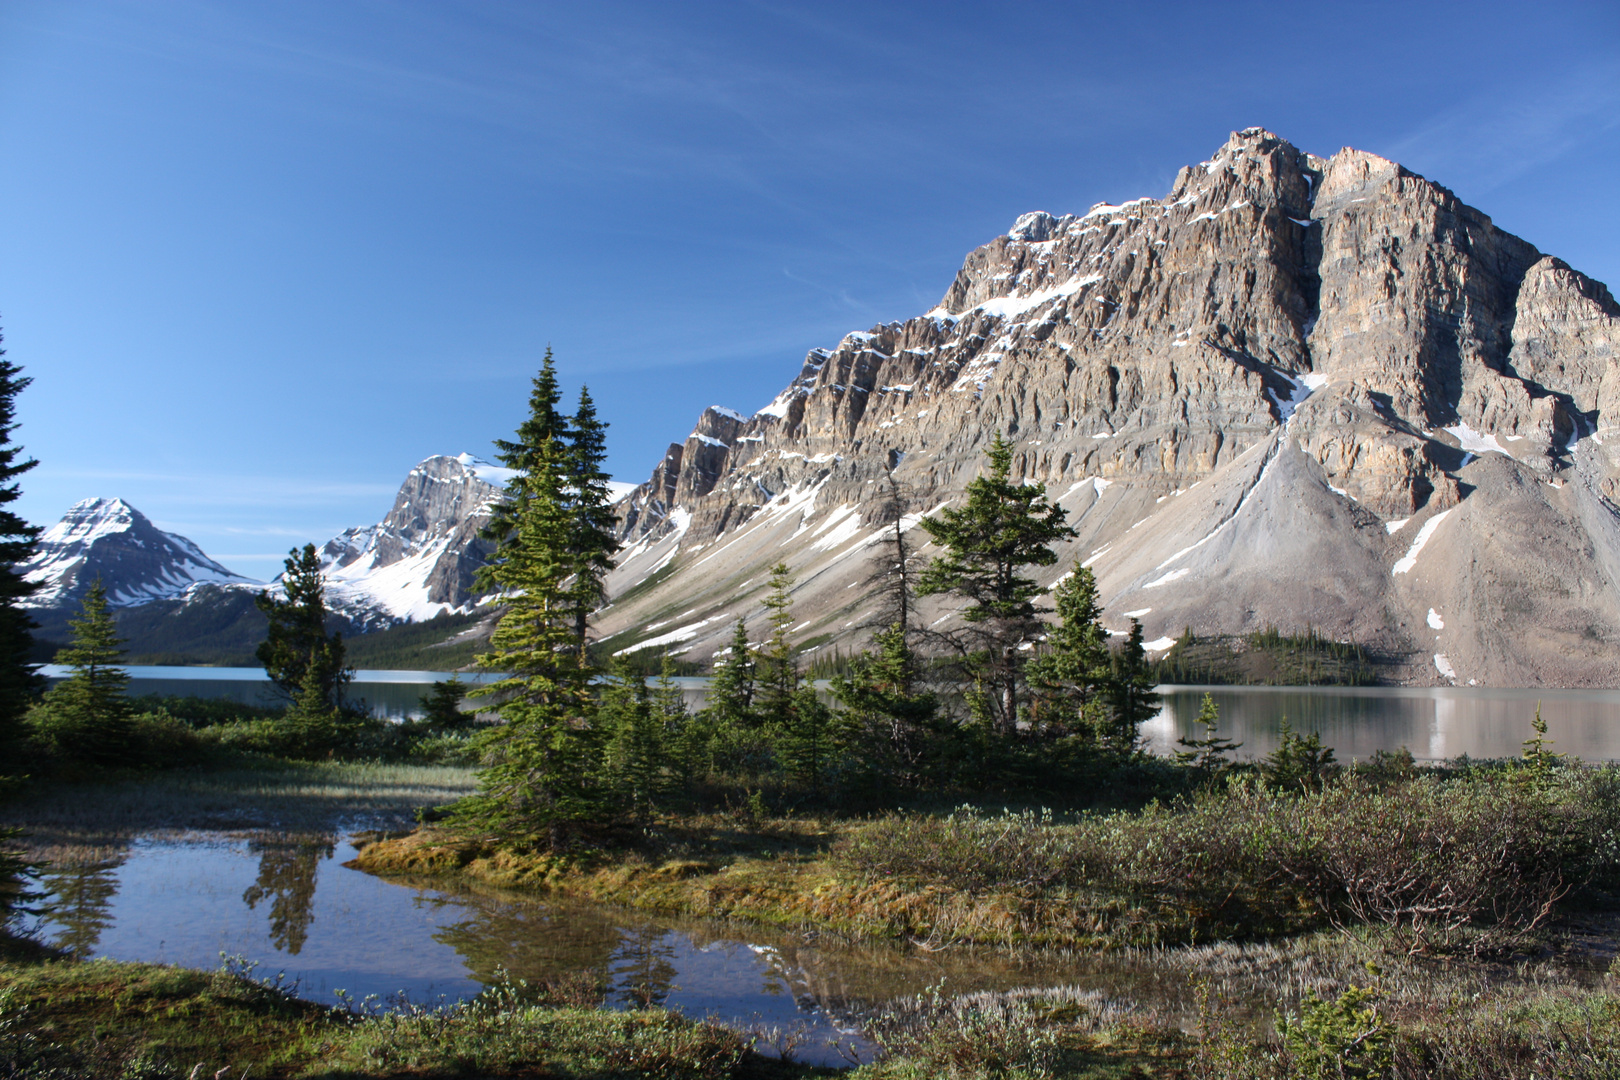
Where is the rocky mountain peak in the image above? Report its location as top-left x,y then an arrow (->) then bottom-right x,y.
22,497 -> 257,610
598,128 -> 1620,687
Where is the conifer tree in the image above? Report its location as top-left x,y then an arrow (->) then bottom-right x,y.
830,624 -> 946,790
1103,619 -> 1159,755
599,655 -> 666,822
756,562 -> 799,726
482,349 -> 570,550
1025,567 -> 1112,741
418,675 -> 471,732
705,618 -> 756,729
460,437 -> 601,851
863,474 -> 920,641
256,544 -> 351,708
565,387 -> 621,659
917,433 -> 1076,735
1174,692 -> 1242,772
34,580 -> 132,762
0,334 -> 41,743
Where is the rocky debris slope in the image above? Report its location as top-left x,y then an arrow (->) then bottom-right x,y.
599,128 -> 1620,687
21,497 -> 259,611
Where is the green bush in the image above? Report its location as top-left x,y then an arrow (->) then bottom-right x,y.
837,767 -> 1620,950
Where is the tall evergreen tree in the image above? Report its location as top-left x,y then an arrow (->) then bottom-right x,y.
1025,567 -> 1112,741
564,387 -> 621,659
460,437 -> 601,852
756,562 -> 799,726
0,333 -> 41,743
255,544 -> 351,707
916,433 -> 1076,735
482,349 -> 570,550
34,580 -> 132,762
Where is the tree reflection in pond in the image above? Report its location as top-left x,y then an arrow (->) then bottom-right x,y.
242,833 -> 335,955
611,923 -> 678,1008
38,855 -> 125,958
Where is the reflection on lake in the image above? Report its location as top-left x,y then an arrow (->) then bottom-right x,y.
1144,684 -> 1620,762
27,832 -> 1099,1064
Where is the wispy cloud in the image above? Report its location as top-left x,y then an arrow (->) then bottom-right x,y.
1383,61 -> 1620,195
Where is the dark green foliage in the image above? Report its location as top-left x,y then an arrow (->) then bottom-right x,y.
1025,567 -> 1111,741
1261,717 -> 1339,793
30,581 -> 133,765
458,425 -> 602,850
255,545 -> 351,706
829,624 -> 948,791
417,676 -> 471,732
917,432 -> 1076,734
481,348 -> 569,551
1174,692 -> 1242,773
755,562 -> 799,727
564,387 -> 620,653
0,334 -> 41,748
342,610 -> 486,671
1154,626 -> 1379,686
1104,619 -> 1159,755
599,655 -> 669,822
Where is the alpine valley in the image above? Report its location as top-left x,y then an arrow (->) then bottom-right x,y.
26,129 -> 1620,685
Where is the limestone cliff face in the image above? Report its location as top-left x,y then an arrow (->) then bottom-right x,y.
600,129 -> 1620,687
318,453 -> 506,625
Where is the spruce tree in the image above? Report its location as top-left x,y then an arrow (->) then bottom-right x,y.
255,544 -> 351,707
863,474 -> 920,641
460,436 -> 601,851
418,675 -> 471,732
1025,567 -> 1112,741
482,349 -> 570,550
756,562 -> 799,727
34,580 -> 132,762
1104,619 -> 1159,755
565,387 -> 621,659
599,655 -> 667,823
1174,692 -> 1242,773
0,333 -> 41,744
830,624 -> 946,790
917,433 -> 1076,735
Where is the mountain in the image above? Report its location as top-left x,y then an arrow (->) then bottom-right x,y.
597,128 -> 1620,688
22,497 -> 259,611
316,453 -> 511,629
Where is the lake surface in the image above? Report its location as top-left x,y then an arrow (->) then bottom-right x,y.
1145,684 -> 1620,762
54,667 -> 1620,761
37,666 -> 503,721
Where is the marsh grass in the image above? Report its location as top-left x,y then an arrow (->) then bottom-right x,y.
0,762 -> 475,866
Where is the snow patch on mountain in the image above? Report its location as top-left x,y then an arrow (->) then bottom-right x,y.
22,497 -> 258,610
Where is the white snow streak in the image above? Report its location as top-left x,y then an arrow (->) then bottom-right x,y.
1392,510 -> 1453,575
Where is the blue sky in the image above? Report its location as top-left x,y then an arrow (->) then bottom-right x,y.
3,0 -> 1618,579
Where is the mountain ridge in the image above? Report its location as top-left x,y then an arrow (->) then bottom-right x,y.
594,128 -> 1620,688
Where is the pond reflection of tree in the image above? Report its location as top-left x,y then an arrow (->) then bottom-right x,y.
38,854 -> 127,958
242,833 -> 335,955
385,875 -> 1084,1019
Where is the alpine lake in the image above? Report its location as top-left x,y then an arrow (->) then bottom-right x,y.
21,667 -> 1620,1065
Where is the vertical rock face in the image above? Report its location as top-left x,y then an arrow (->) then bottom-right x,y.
599,128 -> 1620,687
317,453 -> 509,626
21,497 -> 258,610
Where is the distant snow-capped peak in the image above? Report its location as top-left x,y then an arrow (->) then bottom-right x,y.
23,497 -> 259,609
